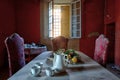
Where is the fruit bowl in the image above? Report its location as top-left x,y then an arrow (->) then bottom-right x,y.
54,49 -> 80,64
64,49 -> 79,64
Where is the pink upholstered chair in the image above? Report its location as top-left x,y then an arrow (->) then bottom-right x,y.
94,34 -> 109,66
51,36 -> 68,51
5,33 -> 26,76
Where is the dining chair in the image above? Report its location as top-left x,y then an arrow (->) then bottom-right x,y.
51,36 -> 69,51
4,33 -> 26,76
94,34 -> 109,66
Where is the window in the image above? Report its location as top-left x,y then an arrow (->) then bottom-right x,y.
71,0 -> 81,38
49,2 -> 61,38
48,1 -> 53,37
53,5 -> 61,37
48,0 -> 81,38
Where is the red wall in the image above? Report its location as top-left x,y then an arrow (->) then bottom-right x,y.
0,0 -> 16,67
0,0 -> 41,67
115,0 -> 120,67
15,0 -> 40,43
80,0 -> 104,58
104,0 -> 115,24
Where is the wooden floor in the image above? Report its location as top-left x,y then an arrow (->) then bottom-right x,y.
0,64 -> 120,80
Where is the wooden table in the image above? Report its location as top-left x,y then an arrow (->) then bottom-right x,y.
8,51 -> 120,80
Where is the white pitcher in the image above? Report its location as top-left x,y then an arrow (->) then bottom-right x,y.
52,53 -> 65,72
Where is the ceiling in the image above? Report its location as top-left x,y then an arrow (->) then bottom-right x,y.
54,0 -> 72,4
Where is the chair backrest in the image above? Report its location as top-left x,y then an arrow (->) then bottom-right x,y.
5,33 -> 25,76
51,36 -> 68,51
94,34 -> 109,66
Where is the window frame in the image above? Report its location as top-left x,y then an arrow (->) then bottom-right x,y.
48,0 -> 81,38
70,0 -> 81,38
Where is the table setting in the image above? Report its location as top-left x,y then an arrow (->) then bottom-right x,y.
8,50 -> 120,80
29,49 -> 82,77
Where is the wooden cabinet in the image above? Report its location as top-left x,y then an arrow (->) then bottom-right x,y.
104,0 -> 115,24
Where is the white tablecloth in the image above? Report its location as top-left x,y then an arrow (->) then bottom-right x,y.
8,51 -> 120,80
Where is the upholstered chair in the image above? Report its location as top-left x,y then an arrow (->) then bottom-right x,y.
51,36 -> 68,51
94,34 -> 109,66
5,33 -> 26,76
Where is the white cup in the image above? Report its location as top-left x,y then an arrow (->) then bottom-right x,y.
30,66 -> 40,76
35,62 -> 43,69
45,67 -> 54,76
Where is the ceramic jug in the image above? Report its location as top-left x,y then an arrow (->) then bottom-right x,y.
52,53 -> 65,72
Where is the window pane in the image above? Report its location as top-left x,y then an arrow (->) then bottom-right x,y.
48,1 -> 53,37
71,0 -> 81,38
53,5 -> 61,37
76,2 -> 80,8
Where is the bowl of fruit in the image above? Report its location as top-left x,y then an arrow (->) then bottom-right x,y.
64,49 -> 80,64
